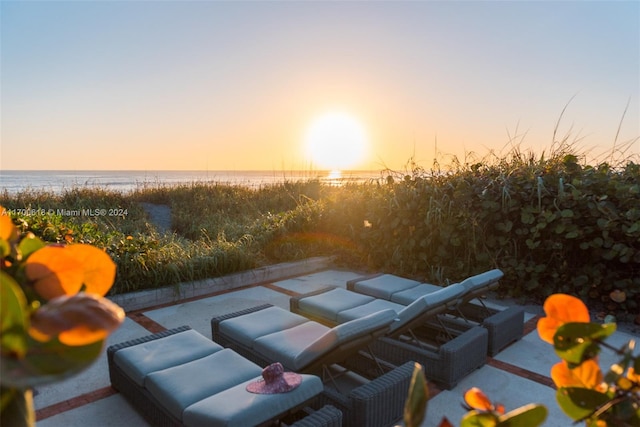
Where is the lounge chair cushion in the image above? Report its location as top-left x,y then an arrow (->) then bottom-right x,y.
468,269 -> 504,289
183,374 -> 323,427
390,283 -> 444,305
336,299 -> 404,324
351,274 -> 422,300
297,288 -> 374,323
145,349 -> 261,420
218,306 -> 309,349
113,329 -> 223,386
254,322 -> 331,371
254,309 -> 397,371
390,284 -> 465,331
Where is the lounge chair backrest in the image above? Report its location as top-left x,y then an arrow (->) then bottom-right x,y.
460,269 -> 504,296
294,309 -> 397,370
392,283 -> 465,333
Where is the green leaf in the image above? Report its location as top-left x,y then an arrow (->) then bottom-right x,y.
460,411 -> 498,427
556,387 -> 610,420
560,209 -> 574,218
0,238 -> 10,258
498,404 -> 547,426
1,336 -> 105,389
554,322 -> 616,365
0,272 -> 28,359
17,235 -> 45,260
0,387 -> 34,427
404,362 -> 429,427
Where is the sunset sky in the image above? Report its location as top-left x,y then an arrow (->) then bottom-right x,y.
2,1 -> 638,172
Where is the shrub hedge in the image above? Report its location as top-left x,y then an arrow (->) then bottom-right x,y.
2,154 -> 638,320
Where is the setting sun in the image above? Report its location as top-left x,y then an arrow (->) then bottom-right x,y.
304,111 -> 368,171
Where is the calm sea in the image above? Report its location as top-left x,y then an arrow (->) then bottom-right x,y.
0,170 -> 385,194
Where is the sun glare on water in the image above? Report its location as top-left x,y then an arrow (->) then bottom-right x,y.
304,111 -> 368,172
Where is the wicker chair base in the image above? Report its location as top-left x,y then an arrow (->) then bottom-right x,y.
211,306 -> 415,427
107,326 -> 339,427
454,304 -> 524,356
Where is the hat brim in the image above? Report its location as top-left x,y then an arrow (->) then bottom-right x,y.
246,372 -> 302,394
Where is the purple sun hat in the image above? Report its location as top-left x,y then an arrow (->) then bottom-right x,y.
246,362 -> 302,394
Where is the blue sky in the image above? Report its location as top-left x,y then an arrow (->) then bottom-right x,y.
2,1 -> 638,171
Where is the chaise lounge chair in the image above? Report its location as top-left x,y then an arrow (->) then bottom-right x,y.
107,326 -> 342,427
289,283 -> 488,389
211,304 -> 416,427
346,269 -> 524,356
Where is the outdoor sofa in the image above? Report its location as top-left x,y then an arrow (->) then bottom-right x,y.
211,304 -> 416,427
346,269 -> 524,356
290,283 -> 488,389
107,326 -> 342,427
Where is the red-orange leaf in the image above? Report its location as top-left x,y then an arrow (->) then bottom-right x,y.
464,387 -> 493,411
25,245 -> 84,300
0,208 -> 17,242
25,244 -> 116,300
551,359 -> 603,389
65,244 -> 115,296
537,294 -> 590,344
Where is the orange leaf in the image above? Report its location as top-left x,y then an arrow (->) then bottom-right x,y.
437,417 -> 454,427
29,293 -> 125,346
464,387 -> 493,411
551,359 -> 603,389
65,244 -> 115,296
0,208 -> 17,242
25,245 -> 84,300
537,294 -> 590,344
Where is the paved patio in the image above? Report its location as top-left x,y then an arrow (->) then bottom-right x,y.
33,264 -> 639,427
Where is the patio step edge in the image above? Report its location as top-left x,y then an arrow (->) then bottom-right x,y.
109,256 -> 334,312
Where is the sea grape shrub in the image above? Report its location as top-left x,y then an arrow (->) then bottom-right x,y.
349,158 -> 639,320
0,206 -> 125,427
537,293 -> 639,425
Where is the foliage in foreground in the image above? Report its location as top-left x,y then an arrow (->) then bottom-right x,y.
402,293 -> 638,427
0,206 -> 124,427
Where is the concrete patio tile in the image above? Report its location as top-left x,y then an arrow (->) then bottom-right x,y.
37,394 -> 151,427
142,286 -> 290,336
494,326 -> 640,380
272,269 -> 364,293
34,318 -> 151,410
421,365 -> 570,427
493,330 -> 556,378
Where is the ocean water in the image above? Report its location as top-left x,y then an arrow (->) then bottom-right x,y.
0,170 -> 384,194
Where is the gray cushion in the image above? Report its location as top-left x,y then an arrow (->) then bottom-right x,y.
352,274 -> 421,300
421,283 -> 466,308
293,309 -> 396,370
254,309 -> 396,371
182,374 -> 323,427
336,299 -> 404,324
145,349 -> 262,420
219,306 -> 309,349
254,322 -> 331,371
298,288 -> 374,322
114,330 -> 223,386
331,308 -> 396,343
463,269 -> 504,295
392,285 -> 463,332
469,268 -> 504,286
390,283 -> 443,305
